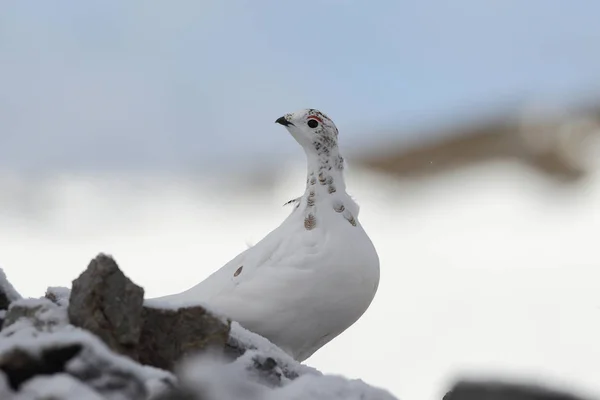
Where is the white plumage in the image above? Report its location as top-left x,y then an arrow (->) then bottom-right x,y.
154,109 -> 380,361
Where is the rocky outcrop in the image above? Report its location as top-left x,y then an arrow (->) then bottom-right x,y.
0,269 -> 21,308
140,304 -> 229,371
0,329 -> 171,400
0,344 -> 83,390
68,255 -> 145,361
67,254 -> 230,371
444,380 -> 589,400
0,254 -> 332,399
0,268 -> 21,330
2,298 -> 68,336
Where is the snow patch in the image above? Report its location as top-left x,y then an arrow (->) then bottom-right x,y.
175,351 -> 396,400
1,298 -> 68,338
17,374 -> 105,400
229,322 -> 319,377
45,286 -> 71,307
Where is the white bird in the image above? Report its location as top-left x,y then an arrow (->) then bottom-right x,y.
154,109 -> 380,362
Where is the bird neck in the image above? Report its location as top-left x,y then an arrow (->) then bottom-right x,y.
299,148 -> 359,231
303,149 -> 347,199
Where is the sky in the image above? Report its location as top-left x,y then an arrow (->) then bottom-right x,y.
2,0 -> 600,172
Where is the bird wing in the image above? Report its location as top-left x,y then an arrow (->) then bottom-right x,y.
202,239 -> 321,330
204,217 -> 330,322
155,213 -> 304,306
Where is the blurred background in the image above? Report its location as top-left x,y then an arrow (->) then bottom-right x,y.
1,1 -> 600,400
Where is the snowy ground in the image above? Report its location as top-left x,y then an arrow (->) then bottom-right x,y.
1,159 -> 599,400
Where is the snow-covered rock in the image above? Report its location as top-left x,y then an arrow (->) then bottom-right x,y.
158,352 -> 396,400
45,287 -> 71,308
0,269 -> 21,307
0,254 -> 398,400
0,268 -> 22,330
2,298 -> 68,338
68,254 -> 145,360
0,328 -> 173,400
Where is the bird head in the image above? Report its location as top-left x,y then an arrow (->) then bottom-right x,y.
275,109 -> 339,155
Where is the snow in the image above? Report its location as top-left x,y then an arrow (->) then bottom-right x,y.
0,268 -> 21,302
229,321 -> 320,378
0,374 -> 13,400
8,298 -> 55,309
273,375 -> 397,400
16,374 -> 104,400
167,322 -> 395,399
176,352 -> 396,400
1,298 -> 68,338
144,297 -> 214,313
45,286 -> 71,307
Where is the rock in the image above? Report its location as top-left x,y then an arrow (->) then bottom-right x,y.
0,268 -> 21,310
444,380 -> 588,400
250,355 -> 289,388
0,254 -> 400,399
0,344 -> 82,390
68,338 -> 148,400
0,295 -> 10,315
67,254 -> 231,373
0,329 -> 170,400
0,268 -> 21,330
68,254 -> 144,361
139,304 -> 230,371
149,385 -> 198,400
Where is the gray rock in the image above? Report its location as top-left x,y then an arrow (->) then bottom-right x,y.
0,330 -> 154,400
67,254 -> 231,374
139,304 -> 230,371
0,292 -> 10,314
68,254 -> 145,361
0,268 -> 21,310
0,343 -> 82,390
149,386 -> 199,400
444,380 -> 588,400
0,268 -> 21,330
68,340 -> 148,400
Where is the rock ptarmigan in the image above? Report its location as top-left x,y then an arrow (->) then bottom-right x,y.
154,109 -> 380,361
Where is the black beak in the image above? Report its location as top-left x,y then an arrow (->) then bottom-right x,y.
275,116 -> 293,127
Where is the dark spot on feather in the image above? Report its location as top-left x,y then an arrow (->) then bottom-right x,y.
304,214 -> 316,230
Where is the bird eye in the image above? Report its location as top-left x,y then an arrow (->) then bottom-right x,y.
307,119 -> 319,128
